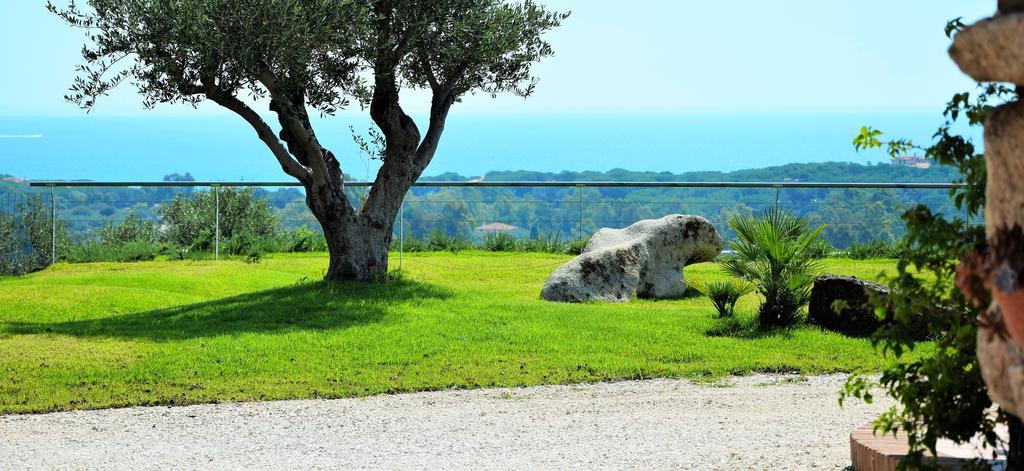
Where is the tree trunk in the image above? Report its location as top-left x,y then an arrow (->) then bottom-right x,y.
321,218 -> 392,282
248,52 -> 456,283
306,182 -> 397,282
211,57 -> 449,283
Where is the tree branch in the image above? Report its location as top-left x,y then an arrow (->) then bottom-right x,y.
256,68 -> 333,188
369,67 -> 406,138
419,52 -> 441,91
369,1 -> 417,142
415,89 -> 456,167
202,82 -> 311,184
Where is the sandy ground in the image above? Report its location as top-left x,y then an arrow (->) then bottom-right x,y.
0,375 -> 890,470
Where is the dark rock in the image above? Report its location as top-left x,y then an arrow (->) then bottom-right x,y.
808,275 -> 890,336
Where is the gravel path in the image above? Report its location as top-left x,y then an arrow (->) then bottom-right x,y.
1,375 -> 887,470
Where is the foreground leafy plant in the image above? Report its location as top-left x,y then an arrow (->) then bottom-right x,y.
721,207 -> 825,328
843,22 -> 1021,465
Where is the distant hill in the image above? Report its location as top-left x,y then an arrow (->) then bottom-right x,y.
5,161 -> 961,185
420,161 -> 961,184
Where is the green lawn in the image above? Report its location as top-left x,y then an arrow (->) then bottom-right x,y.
0,252 -> 903,414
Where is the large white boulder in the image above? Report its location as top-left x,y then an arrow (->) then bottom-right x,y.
541,215 -> 724,303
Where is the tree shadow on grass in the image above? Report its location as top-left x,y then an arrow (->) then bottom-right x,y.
1,278 -> 452,341
633,286 -> 703,304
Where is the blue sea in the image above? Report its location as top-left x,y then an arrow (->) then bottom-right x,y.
0,113 -> 978,181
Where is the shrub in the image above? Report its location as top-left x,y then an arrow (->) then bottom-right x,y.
426,229 -> 471,252
0,195 -> 70,276
566,237 -> 589,255
286,227 -> 328,253
522,232 -> 568,253
721,207 -> 825,328
64,240 -> 160,263
60,210 -> 164,264
392,235 -> 428,253
693,279 -> 755,318
383,232 -> 589,254
115,241 -> 162,262
159,188 -> 279,251
846,238 -> 905,259
98,210 -> 160,245
481,232 -> 520,252
223,231 -> 269,262
806,238 -> 835,259
0,216 -> 36,276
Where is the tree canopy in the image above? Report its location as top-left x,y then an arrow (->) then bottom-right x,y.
50,0 -> 568,280
49,0 -> 566,182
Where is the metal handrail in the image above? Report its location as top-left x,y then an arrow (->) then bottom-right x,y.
17,179 -> 969,266
29,181 -> 967,189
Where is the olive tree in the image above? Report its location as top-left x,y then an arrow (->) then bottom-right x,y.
49,0 -> 567,281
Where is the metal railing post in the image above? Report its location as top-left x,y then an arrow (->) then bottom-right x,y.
50,186 -> 56,264
214,185 -> 220,260
24,180 -> 973,262
577,185 -> 584,251
399,199 -> 404,272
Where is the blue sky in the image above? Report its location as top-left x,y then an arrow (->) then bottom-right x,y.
0,1 -> 994,116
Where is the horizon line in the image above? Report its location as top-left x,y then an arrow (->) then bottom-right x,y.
0,109 -> 946,119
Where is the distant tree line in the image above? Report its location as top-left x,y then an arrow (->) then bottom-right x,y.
0,162 -> 967,255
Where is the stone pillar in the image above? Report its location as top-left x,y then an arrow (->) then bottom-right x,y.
950,4 -> 1024,418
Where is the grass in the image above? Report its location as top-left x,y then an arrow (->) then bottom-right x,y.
0,252 -> 907,414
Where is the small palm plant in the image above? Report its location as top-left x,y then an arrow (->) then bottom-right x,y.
693,279 -> 755,318
721,207 -> 826,328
